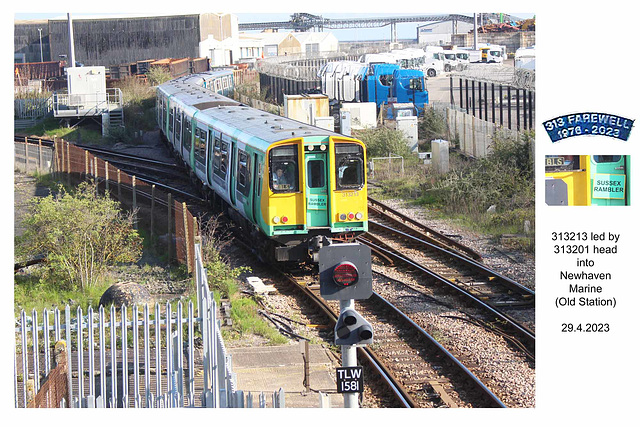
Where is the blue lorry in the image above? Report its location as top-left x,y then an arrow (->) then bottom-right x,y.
319,61 -> 429,115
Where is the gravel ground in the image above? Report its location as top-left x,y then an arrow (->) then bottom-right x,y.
366,198 -> 536,407
374,198 -> 535,291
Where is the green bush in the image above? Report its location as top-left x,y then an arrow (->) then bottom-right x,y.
16,181 -> 143,291
354,127 -> 414,159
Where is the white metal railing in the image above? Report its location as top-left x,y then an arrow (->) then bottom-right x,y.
14,243 -> 282,408
52,88 -> 123,117
14,96 -> 53,120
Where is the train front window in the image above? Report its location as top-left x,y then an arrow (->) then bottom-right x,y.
593,155 -> 621,163
335,143 -> 364,190
307,160 -> 326,189
270,145 -> 299,193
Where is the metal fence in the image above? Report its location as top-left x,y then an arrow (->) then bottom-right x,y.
449,66 -> 535,133
52,139 -> 196,271
14,139 -> 54,175
15,141 -> 286,408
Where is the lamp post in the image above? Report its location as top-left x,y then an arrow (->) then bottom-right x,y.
38,28 -> 43,62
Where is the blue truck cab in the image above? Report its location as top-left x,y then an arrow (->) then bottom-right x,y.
362,63 -> 429,115
391,69 -> 428,114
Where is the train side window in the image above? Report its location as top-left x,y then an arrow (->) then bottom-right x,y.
593,155 -> 621,163
237,150 -> 252,197
169,108 -> 174,133
175,111 -> 182,142
182,114 -> 192,151
194,128 -> 206,165
270,145 -> 299,193
335,143 -> 365,190
213,136 -> 223,178
220,141 -> 229,175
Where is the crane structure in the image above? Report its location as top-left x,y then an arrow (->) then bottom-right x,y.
239,13 -> 524,42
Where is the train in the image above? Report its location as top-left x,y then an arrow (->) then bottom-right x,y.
545,155 -> 631,206
156,70 -> 369,262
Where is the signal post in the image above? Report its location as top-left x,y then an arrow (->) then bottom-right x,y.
319,243 -> 373,408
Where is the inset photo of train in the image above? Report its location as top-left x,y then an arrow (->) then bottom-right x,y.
545,155 -> 631,206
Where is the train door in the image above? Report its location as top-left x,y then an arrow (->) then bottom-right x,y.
590,155 -> 628,206
253,153 -> 262,224
305,151 -> 330,227
228,136 -> 236,206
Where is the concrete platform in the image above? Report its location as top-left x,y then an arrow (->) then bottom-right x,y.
228,343 -> 345,408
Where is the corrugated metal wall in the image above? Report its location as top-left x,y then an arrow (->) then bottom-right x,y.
46,15 -> 203,67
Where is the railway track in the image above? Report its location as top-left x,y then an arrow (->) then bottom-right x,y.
367,197 -> 483,261
26,136 -> 534,406
280,270 -> 506,408
360,203 -> 535,358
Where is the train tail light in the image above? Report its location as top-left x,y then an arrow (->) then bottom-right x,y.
333,261 -> 359,286
281,216 -> 288,224
347,212 -> 355,220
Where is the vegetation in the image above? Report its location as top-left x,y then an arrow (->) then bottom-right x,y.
364,109 -> 535,248
16,181 -> 143,291
199,216 -> 287,345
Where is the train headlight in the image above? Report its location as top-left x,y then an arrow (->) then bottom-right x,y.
355,212 -> 363,220
333,261 -> 359,287
339,213 -> 347,221
273,216 -> 280,224
319,145 -> 327,151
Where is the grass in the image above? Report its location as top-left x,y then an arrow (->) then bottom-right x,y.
14,272 -> 111,315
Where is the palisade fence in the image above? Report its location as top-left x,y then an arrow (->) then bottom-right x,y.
14,139 -> 286,408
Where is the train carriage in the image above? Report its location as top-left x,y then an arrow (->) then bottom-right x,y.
157,71 -> 369,262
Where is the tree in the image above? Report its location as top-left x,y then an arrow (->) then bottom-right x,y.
17,182 -> 143,291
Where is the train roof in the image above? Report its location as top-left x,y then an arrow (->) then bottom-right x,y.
158,73 -> 347,152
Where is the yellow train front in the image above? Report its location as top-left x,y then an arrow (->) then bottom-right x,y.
545,155 -> 630,206
157,73 -> 368,262
254,135 -> 368,262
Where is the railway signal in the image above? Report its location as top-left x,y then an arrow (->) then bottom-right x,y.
335,309 -> 373,346
318,243 -> 372,300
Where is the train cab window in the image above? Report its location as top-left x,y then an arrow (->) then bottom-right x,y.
545,155 -> 581,172
270,145 -> 299,193
237,150 -> 252,197
307,160 -> 326,188
335,143 -> 365,190
593,155 -> 621,163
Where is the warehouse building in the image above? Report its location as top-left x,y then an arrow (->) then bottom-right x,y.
14,13 -> 236,67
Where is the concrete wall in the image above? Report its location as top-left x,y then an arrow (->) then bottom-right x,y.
452,31 -> 535,54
